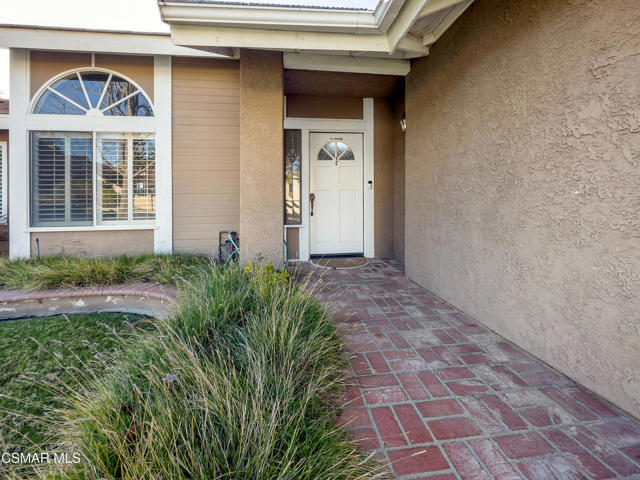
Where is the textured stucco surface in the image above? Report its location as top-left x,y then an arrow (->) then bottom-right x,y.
285,95 -> 363,119
239,50 -> 284,264
30,231 -> 154,257
374,97 -> 405,259
405,0 -> 640,417
393,98 -> 405,263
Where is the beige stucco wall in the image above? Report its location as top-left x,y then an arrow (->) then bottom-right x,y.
239,50 -> 284,264
374,99 -> 396,258
30,231 -> 153,257
392,99 -> 405,263
374,97 -> 405,260
405,0 -> 640,417
172,57 -> 240,255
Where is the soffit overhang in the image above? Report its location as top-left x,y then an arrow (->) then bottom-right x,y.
159,0 -> 475,74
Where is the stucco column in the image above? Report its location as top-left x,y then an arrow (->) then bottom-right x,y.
239,50 -> 284,265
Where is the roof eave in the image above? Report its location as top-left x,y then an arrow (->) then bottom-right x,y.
0,25 -> 229,58
158,0 -> 405,34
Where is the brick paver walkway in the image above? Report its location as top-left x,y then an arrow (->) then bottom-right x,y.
295,258 -> 640,479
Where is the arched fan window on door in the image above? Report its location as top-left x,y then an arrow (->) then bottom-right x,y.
317,140 -> 355,163
33,71 -> 153,116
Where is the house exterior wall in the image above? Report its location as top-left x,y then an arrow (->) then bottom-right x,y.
405,0 -> 640,417
30,230 -> 153,256
172,57 -> 240,255
239,50 -> 284,264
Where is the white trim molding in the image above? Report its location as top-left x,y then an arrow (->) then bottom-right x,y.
171,24 -> 393,54
0,114 -> 8,130
153,55 -> 173,254
0,141 -> 7,218
9,48 -> 30,258
29,225 -> 156,233
283,97 -> 375,261
363,98 -> 375,258
25,115 -> 157,133
0,26 -> 228,58
283,53 -> 410,76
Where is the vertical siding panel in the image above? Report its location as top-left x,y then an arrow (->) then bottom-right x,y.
172,57 -> 240,255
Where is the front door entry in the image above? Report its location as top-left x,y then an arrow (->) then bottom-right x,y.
309,132 -> 364,255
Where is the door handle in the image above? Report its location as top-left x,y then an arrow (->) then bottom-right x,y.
309,193 -> 315,216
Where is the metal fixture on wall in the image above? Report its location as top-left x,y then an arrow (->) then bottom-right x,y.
400,112 -> 407,134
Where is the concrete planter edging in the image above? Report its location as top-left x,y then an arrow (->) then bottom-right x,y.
0,284 -> 177,321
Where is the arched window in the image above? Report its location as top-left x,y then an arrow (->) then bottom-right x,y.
317,140 -> 355,163
33,70 -> 153,116
29,69 -> 156,228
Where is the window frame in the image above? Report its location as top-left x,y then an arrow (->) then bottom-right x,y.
28,131 -> 158,232
29,131 -> 157,231
96,133 -> 156,226
284,129 -> 302,226
30,67 -> 154,118
27,67 -> 157,233
30,131 -> 94,228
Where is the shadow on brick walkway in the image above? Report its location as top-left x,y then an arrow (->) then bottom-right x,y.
292,258 -> 640,480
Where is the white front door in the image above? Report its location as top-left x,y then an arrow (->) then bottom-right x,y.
309,132 -> 364,255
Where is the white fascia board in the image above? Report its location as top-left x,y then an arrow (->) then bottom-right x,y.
171,24 -> 393,53
284,52 -> 409,76
0,26 -> 227,57
160,3 -> 381,34
375,0 -> 407,33
386,0 -> 429,51
0,115 -> 8,130
396,33 -> 430,56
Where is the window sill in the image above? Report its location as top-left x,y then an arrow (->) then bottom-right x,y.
29,225 -> 157,233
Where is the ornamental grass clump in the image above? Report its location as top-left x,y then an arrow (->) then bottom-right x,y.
0,254 -> 210,291
18,263 -> 382,480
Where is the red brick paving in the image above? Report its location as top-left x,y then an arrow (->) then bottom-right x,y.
295,258 -> 640,479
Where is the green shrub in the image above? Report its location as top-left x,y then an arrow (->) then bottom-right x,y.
0,254 -> 212,291
13,264 -> 383,480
